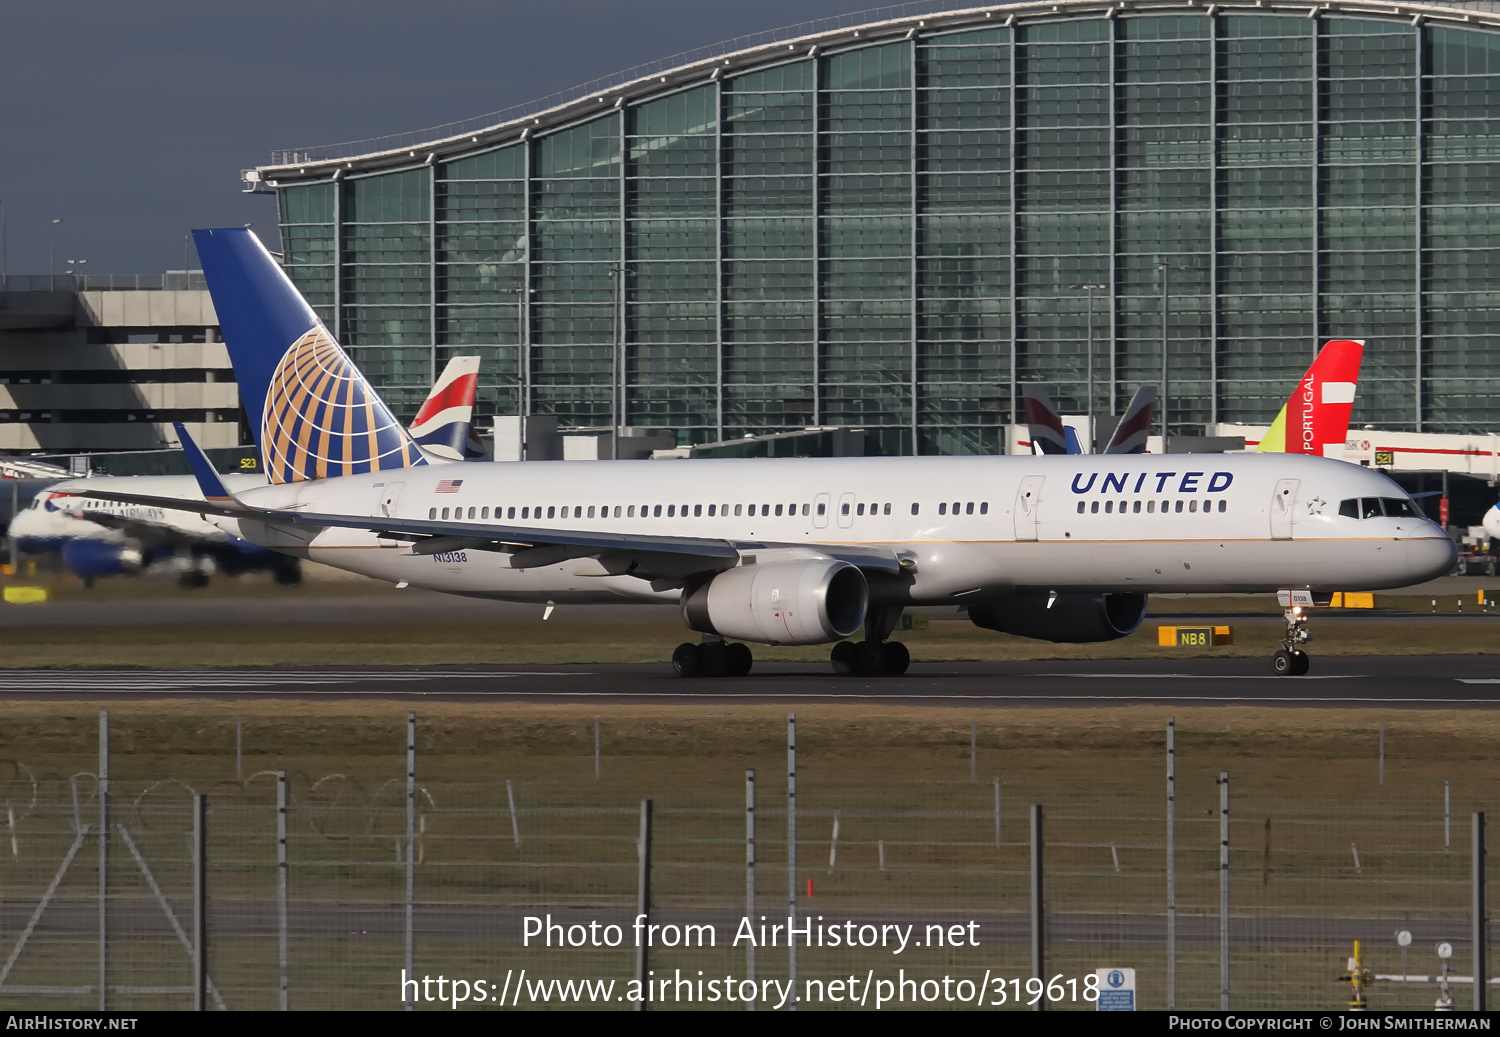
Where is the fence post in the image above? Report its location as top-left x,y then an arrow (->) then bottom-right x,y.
636,798 -> 653,1011
193,793 -> 206,1013
788,713 -> 797,1008
506,780 -> 520,848
994,777 -> 1001,848
1476,812 -> 1487,1012
98,710 -> 109,1011
1030,803 -> 1044,1013
1166,715 -> 1176,1010
404,713 -> 415,1012
1220,771 -> 1230,1011
745,769 -> 756,1011
278,771 -> 289,1011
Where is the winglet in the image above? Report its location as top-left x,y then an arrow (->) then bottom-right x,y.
173,422 -> 247,510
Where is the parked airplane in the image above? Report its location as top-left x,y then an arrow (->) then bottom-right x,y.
64,229 -> 1454,678
13,355 -> 485,586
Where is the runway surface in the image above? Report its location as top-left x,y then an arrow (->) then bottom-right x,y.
0,655 -> 1497,706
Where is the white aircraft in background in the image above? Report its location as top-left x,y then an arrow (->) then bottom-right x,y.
65,229 -> 1455,678
13,356 -> 486,587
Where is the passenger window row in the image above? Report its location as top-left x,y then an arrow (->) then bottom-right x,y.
424,500 -> 995,522
429,502 -> 818,521
1076,499 -> 1229,515
1338,497 -> 1420,519
937,501 -> 988,516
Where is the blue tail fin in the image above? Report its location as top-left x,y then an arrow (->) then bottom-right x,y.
192,228 -> 426,484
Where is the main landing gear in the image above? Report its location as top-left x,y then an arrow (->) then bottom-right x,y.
830,606 -> 911,676
672,639 -> 753,678
1272,599 -> 1312,676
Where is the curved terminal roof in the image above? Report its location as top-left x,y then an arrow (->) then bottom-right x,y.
251,0 -> 1500,185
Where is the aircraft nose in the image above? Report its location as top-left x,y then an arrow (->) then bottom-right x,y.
1405,528 -> 1457,582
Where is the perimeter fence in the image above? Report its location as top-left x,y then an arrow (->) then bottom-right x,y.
0,709 -> 1493,1011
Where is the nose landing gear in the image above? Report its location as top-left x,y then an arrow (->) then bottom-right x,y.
1273,593 -> 1312,676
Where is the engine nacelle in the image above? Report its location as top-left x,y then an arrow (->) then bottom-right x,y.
682,559 -> 868,646
968,592 -> 1148,644
61,540 -> 143,580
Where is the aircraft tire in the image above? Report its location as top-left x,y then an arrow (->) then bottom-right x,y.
726,642 -> 753,677
883,641 -> 911,675
672,642 -> 701,678
858,640 -> 886,675
1271,650 -> 1296,676
700,641 -> 731,678
1291,650 -> 1310,676
830,640 -> 859,675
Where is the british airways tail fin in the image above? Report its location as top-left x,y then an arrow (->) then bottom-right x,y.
1256,339 -> 1364,457
1020,384 -> 1070,455
1103,386 -> 1155,455
408,356 -> 485,460
192,228 -> 427,484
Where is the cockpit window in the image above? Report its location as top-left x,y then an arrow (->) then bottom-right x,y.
1341,496 -> 1421,519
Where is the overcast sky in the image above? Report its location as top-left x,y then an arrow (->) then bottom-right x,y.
0,0 -> 923,276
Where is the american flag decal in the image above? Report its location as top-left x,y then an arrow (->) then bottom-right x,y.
435,479 -> 464,493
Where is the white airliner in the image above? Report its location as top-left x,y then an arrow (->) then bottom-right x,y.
60,229 -> 1456,678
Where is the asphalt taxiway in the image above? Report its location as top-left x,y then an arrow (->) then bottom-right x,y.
0,655 -> 1495,707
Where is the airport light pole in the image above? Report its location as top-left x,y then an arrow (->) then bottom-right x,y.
1073,283 -> 1107,449
66,258 -> 87,289
500,285 -> 531,425
1156,261 -> 1193,455
49,219 -> 61,290
607,265 -> 630,460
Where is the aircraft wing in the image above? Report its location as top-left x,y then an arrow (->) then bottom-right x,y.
288,509 -> 905,575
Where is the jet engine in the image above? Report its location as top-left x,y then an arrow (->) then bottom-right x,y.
61,540 -> 144,582
968,592 -> 1147,643
681,559 -> 868,646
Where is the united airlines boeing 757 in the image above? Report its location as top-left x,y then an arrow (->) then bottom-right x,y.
61,229 -> 1455,678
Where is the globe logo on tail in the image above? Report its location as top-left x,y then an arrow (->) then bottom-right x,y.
262,327 -> 426,484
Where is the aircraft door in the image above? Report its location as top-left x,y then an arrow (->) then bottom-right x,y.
1270,478 -> 1298,540
836,492 -> 856,529
1014,475 -> 1044,542
377,482 -> 405,548
813,492 -> 831,529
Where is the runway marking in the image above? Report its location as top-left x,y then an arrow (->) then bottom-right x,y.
1458,679 -> 1500,685
1033,672 -> 1361,680
0,671 -> 588,692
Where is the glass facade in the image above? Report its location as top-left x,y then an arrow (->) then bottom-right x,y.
273,4 -> 1500,448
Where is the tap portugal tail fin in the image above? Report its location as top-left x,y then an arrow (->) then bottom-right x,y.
1256,339 -> 1364,457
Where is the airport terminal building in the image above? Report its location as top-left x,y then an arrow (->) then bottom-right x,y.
251,0 -> 1500,454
